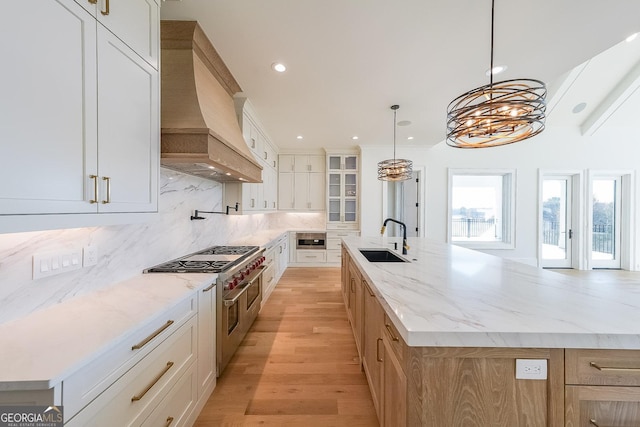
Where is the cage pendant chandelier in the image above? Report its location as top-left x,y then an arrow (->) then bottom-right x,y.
446,0 -> 547,148
378,105 -> 413,181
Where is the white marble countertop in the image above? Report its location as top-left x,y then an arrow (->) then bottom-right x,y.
0,273 -> 216,391
343,236 -> 640,349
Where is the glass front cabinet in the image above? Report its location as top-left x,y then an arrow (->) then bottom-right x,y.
327,154 -> 359,229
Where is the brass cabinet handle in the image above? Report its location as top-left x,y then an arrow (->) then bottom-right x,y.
88,0 -> 97,4
364,281 -> 374,297
101,0 -> 109,15
385,323 -> 399,342
131,361 -> 174,402
101,176 -> 111,204
350,278 -> 355,293
376,338 -> 383,362
89,175 -> 99,204
203,283 -> 215,292
132,320 -> 174,350
589,361 -> 640,372
165,416 -> 175,427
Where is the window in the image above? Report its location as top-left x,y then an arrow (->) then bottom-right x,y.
448,169 -> 515,249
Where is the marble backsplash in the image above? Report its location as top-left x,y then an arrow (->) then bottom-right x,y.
0,169 -> 325,325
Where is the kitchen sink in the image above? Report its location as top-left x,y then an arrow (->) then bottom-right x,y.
359,249 -> 408,263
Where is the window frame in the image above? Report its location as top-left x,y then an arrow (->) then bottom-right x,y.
447,168 -> 516,250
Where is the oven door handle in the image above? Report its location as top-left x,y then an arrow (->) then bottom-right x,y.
223,287 -> 247,307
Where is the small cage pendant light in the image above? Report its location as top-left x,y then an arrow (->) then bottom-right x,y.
378,105 -> 413,181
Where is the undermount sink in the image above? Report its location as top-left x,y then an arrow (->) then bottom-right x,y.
359,249 -> 408,263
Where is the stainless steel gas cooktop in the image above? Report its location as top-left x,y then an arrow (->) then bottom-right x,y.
144,245 -> 259,273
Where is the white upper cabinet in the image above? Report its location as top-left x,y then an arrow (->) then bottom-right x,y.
96,25 -> 159,213
0,0 -> 97,215
278,154 -> 325,212
76,0 -> 159,69
0,0 -> 159,222
279,155 -> 325,173
328,155 -> 358,171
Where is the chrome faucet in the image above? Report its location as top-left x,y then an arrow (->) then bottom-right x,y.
380,218 -> 409,255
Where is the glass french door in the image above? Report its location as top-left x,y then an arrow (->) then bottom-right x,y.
541,176 -> 573,268
590,177 -> 621,269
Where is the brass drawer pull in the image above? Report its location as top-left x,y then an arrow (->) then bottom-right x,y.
101,0 -> 110,15
376,338 -> 383,362
350,278 -> 355,293
132,320 -> 174,350
101,176 -> 111,204
89,175 -> 99,204
165,416 -> 175,427
203,283 -> 215,292
364,281 -> 374,297
589,361 -> 640,372
88,0 -> 97,4
131,361 -> 174,402
385,323 -> 399,342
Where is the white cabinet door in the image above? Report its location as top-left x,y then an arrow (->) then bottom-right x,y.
197,283 -> 216,398
96,25 -> 158,212
308,155 -> 326,172
308,173 -> 325,210
0,0 -> 98,215
294,173 -> 310,210
293,155 -> 324,173
278,173 -> 295,210
96,0 -> 159,69
279,155 -> 295,172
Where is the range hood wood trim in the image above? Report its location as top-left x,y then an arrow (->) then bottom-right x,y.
160,20 -> 262,183
161,21 -> 241,97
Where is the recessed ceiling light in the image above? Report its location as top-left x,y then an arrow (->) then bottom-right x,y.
296,135 -> 303,140
407,136 -> 414,140
271,62 -> 286,72
208,166 -> 215,169
626,32 -> 639,43
397,120 -> 412,126
485,65 -> 507,76
351,136 -> 359,140
572,102 -> 587,114
225,172 -> 231,176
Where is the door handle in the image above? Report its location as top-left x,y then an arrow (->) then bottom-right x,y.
568,229 -> 573,239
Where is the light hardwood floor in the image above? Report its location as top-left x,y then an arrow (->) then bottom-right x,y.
194,267 -> 378,427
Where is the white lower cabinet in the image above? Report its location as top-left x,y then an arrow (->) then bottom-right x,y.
66,315 -> 197,426
196,283 -> 216,400
140,364 -> 197,427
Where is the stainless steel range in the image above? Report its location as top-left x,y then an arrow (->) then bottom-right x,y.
145,245 -> 265,375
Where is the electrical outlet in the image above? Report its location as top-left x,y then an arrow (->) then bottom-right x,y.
515,359 -> 547,380
83,245 -> 98,267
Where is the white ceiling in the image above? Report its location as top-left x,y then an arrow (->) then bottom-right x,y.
160,0 -> 640,151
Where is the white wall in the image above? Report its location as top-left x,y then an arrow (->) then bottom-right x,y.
361,125 -> 639,269
0,169 -> 324,325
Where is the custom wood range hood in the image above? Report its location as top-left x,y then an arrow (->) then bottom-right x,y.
160,21 -> 262,183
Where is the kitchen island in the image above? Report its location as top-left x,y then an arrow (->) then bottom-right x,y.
341,236 -> 640,427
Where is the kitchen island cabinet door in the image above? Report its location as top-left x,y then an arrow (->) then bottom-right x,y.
96,24 -> 159,213
0,0 -> 98,215
362,281 -> 384,421
382,332 -> 407,427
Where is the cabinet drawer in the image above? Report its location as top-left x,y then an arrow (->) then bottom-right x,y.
565,385 -> 640,427
296,250 -> 326,263
141,363 -> 197,427
63,296 -> 196,420
326,231 -> 359,239
326,250 -> 341,264
383,313 -> 408,368
327,238 -> 343,251
566,349 -> 640,386
66,316 -> 196,427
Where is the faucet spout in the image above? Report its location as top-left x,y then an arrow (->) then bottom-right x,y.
381,218 -> 409,255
